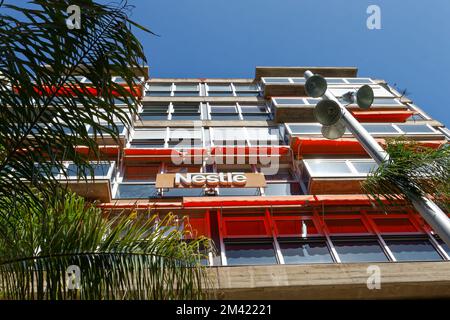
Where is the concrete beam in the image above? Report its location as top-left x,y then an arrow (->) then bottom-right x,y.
208,262 -> 450,299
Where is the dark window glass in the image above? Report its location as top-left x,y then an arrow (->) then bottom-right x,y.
264,183 -> 301,196
242,114 -> 270,121
279,240 -> 333,264
385,238 -> 443,261
145,91 -> 171,96
225,242 -> 277,265
333,239 -> 388,262
219,188 -> 260,196
437,239 -> 450,256
236,92 -> 259,97
115,184 -> 159,199
67,163 -> 111,178
162,188 -> 204,197
130,140 -> 166,148
211,114 -> 241,120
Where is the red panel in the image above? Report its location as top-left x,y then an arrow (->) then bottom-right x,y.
325,218 -> 369,234
373,218 -> 419,233
186,215 -> 209,238
352,111 -> 413,123
224,220 -> 268,237
275,219 -> 319,236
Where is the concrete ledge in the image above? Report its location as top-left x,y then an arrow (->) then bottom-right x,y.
208,262 -> 450,299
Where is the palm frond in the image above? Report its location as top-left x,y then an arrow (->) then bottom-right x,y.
0,191 -> 212,300
362,138 -> 450,211
0,0 -> 149,211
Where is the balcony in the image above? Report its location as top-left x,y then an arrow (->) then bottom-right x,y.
300,159 -> 378,194
57,161 -> 116,202
271,97 -> 409,123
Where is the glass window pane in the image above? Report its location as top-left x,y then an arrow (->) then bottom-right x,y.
274,98 -> 305,105
225,242 -> 277,265
437,239 -> 450,256
396,124 -> 435,133
163,188 -> 204,197
280,241 -> 333,264
240,105 -> 266,113
219,188 -> 260,196
115,184 -> 159,199
325,78 -> 346,84
234,84 -> 259,91
346,78 -> 373,84
372,98 -> 402,106
145,91 -> 171,97
148,84 -> 172,91
363,124 -> 399,134
174,84 -> 199,91
290,78 -> 306,84
351,161 -> 378,174
305,160 -> 352,175
211,114 -> 241,120
208,84 -> 232,91
210,105 -> 236,113
333,239 -> 388,262
67,163 -> 110,177
288,124 -> 322,134
263,78 -> 290,83
385,238 -> 443,261
264,183 -> 301,196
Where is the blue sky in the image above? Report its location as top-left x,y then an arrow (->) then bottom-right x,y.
129,0 -> 450,126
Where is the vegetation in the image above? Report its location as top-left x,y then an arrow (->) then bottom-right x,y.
0,1 -> 212,299
0,191 -> 211,299
363,138 -> 450,211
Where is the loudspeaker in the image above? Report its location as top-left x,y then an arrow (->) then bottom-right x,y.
356,85 -> 374,109
321,120 -> 346,140
305,74 -> 327,98
313,99 -> 342,126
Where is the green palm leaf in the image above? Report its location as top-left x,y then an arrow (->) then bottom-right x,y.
0,191 -> 213,300
0,0 -> 149,211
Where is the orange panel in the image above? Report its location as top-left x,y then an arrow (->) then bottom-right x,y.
352,110 -> 414,123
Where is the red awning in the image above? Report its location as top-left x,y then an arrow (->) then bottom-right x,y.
352,110 -> 414,122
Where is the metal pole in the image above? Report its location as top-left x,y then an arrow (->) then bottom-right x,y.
305,70 -> 450,248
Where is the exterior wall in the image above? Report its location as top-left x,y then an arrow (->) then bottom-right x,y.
62,66 -> 450,298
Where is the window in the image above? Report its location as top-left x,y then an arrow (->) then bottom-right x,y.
66,163 -> 112,179
207,84 -> 234,96
350,161 -> 378,174
234,84 -> 260,97
384,237 -> 443,261
211,127 -> 247,146
332,238 -> 388,262
262,78 -> 291,84
140,104 -> 169,120
225,242 -> 278,265
287,124 -> 322,134
279,240 -> 334,264
395,124 -> 436,134
437,239 -> 450,256
363,124 -> 400,134
115,184 -> 159,199
218,188 -> 260,196
168,128 -> 203,148
303,159 -> 378,177
87,123 -> 125,136
209,104 -> 240,120
305,160 -> 353,176
146,84 -> 172,96
273,98 -> 306,105
173,84 -> 200,97
246,127 -> 282,146
240,105 -> 270,121
130,128 -> 167,148
171,104 -> 201,120
264,182 -> 301,196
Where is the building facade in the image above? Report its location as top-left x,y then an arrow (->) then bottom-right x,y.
64,66 -> 450,299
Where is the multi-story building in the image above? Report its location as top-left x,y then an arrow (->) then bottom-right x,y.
63,66 -> 450,299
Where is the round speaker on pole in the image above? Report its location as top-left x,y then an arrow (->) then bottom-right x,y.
356,85 -> 374,109
313,100 -> 342,126
321,120 -> 346,140
305,74 -> 327,98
